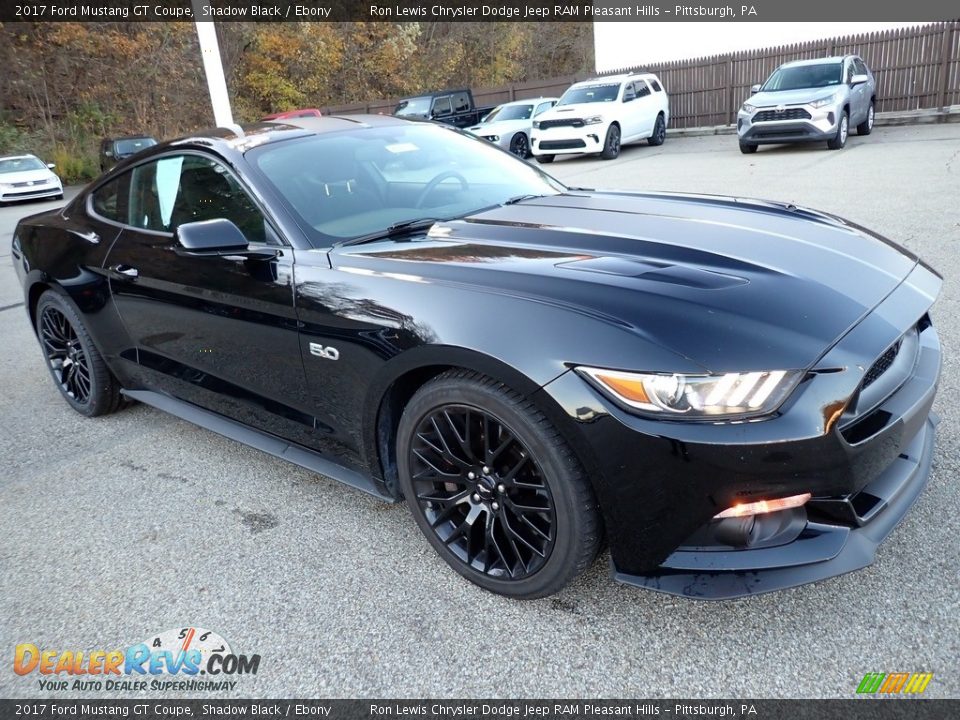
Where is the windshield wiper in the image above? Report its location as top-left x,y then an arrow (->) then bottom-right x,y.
340,218 -> 446,247
503,193 -> 549,205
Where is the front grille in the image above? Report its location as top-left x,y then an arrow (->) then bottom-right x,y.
539,140 -> 586,150
11,179 -> 47,188
862,340 -> 902,390
753,108 -> 812,122
538,118 -> 584,129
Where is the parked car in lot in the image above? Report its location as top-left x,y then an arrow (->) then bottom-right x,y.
0,154 -> 63,203
393,89 -> 495,128
530,73 -> 669,162
467,97 -> 559,157
12,116 -> 941,600
99,136 -> 158,172
262,108 -> 322,121
738,56 -> 876,153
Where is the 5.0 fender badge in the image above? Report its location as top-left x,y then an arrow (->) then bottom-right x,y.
309,343 -> 340,361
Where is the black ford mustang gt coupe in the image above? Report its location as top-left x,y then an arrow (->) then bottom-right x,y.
12,116 -> 941,599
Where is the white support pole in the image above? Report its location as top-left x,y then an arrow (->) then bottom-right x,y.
192,6 -> 234,128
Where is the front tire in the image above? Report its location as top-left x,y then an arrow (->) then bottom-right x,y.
600,124 -> 621,160
648,114 -> 666,146
739,142 -> 758,154
857,102 -> 875,136
509,133 -> 530,158
35,290 -> 124,417
397,370 -> 602,598
827,111 -> 849,150
534,154 -> 554,164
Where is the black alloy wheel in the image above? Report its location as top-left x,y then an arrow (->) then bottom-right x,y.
510,133 -> 530,158
648,114 -> 666,146
398,370 -> 601,598
40,305 -> 92,405
601,124 -> 621,160
35,290 -> 125,417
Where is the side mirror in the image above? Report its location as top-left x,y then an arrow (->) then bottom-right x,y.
850,73 -> 869,86
750,84 -> 761,95
176,218 -> 249,254
47,163 -> 56,170
104,150 -> 114,158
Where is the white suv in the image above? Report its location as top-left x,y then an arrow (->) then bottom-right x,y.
530,74 -> 669,163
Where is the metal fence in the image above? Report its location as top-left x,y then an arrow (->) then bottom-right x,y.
323,21 -> 960,129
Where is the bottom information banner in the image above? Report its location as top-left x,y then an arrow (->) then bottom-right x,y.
1,700 -> 957,720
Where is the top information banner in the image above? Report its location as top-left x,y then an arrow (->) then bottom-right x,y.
4,0 -> 960,23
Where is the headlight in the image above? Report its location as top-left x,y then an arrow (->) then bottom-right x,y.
741,102 -> 756,114
532,121 -> 540,129
576,367 -> 802,420
486,135 -> 500,142
583,116 -> 604,125
809,92 -> 841,109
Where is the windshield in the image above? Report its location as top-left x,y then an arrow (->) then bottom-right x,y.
251,124 -> 564,245
483,104 -> 534,123
393,97 -> 431,117
115,138 -> 156,155
0,156 -> 45,173
762,63 -> 843,91
558,84 -> 620,105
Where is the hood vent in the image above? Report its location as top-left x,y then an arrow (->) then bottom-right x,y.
557,256 -> 748,290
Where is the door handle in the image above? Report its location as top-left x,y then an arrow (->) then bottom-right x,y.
109,264 -> 139,280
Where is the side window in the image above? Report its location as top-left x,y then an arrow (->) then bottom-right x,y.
91,173 -> 131,223
127,155 -> 276,245
535,101 -> 554,116
636,81 -> 652,98
623,83 -> 637,102
650,80 -> 663,93
855,58 -> 868,75
845,61 -> 855,83
452,92 -> 471,113
432,96 -> 453,116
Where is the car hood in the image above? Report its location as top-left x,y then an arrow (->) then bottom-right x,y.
338,192 -> 923,373
468,119 -> 529,135
536,103 -> 611,121
0,168 -> 58,184
748,87 -> 842,107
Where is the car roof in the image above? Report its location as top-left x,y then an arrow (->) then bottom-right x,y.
498,97 -> 558,107
780,56 -> 852,68
570,73 -> 658,88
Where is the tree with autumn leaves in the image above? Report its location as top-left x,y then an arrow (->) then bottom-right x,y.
0,21 -> 593,182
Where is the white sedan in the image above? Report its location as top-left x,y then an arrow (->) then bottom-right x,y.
0,154 -> 64,203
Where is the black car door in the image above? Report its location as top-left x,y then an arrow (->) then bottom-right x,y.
100,151 -> 321,447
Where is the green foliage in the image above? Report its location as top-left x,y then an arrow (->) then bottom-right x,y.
49,146 -> 99,185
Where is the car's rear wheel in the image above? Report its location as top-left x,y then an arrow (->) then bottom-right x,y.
600,124 -> 621,160
397,370 -> 602,598
739,142 -> 758,154
827,111 -> 849,150
648,114 -> 666,146
534,154 -> 554,164
509,133 -> 530,158
857,102 -> 875,136
35,290 -> 124,417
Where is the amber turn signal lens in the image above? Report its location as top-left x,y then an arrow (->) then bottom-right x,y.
714,492 -> 811,519
594,373 -> 651,404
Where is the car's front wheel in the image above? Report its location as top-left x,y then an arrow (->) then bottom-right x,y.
534,153 -> 554,164
827,111 -> 849,150
857,102 -> 875,136
509,133 -> 530,158
35,290 -> 125,417
600,124 -> 621,160
739,142 -> 758,154
397,370 -> 602,598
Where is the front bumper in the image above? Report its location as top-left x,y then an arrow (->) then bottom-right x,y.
540,263 -> 942,599
0,183 -> 62,202
530,123 -> 608,156
737,103 -> 840,145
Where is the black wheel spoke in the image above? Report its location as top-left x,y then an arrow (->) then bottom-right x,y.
410,403 -> 556,581
39,307 -> 92,405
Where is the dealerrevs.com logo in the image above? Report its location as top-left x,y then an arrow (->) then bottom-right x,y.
856,672 -> 934,695
14,627 -> 260,692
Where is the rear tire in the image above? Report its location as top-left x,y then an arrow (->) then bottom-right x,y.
534,154 -> 554,164
739,142 -> 758,154
857,102 -> 875,136
648,114 -> 666,146
397,370 -> 602,598
600,124 -> 621,160
827,111 -> 849,150
35,290 -> 124,417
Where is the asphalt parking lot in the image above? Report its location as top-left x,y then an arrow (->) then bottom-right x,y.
1,123 -> 959,699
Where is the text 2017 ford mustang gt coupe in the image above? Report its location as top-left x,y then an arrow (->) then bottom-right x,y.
12,117 -> 941,599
